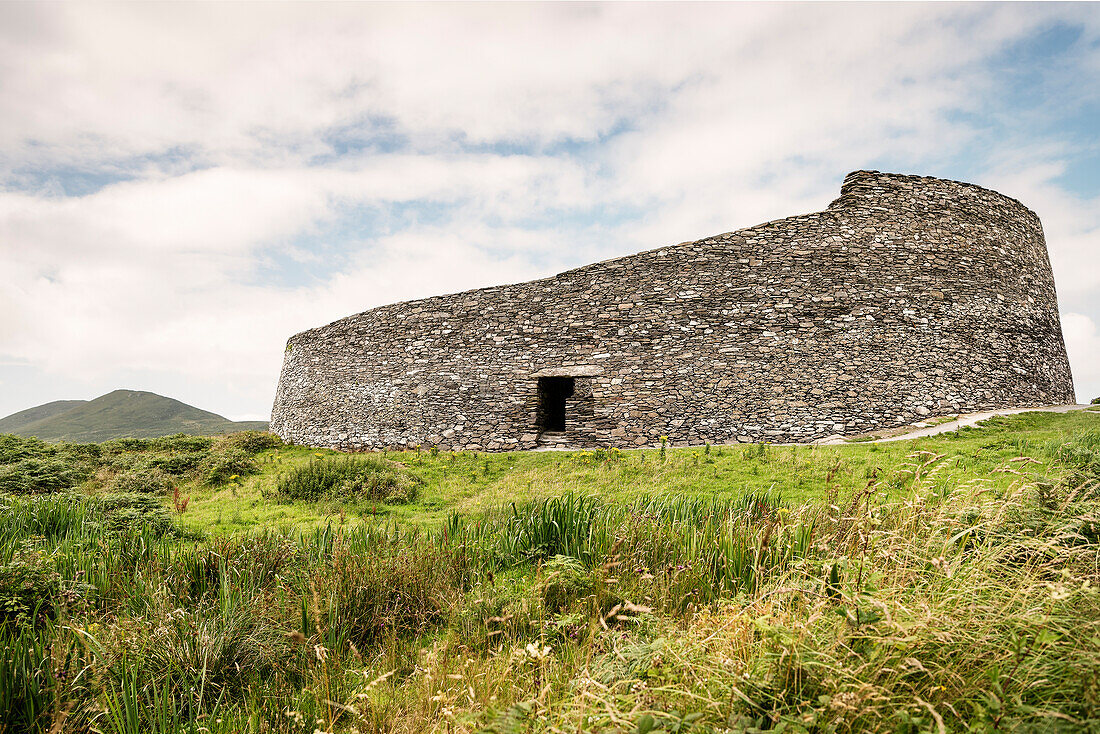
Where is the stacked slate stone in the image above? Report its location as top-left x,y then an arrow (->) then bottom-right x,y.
270,170 -> 1075,451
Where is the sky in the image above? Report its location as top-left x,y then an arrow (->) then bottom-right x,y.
0,2 -> 1098,422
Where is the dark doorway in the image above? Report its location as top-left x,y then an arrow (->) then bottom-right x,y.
537,377 -> 574,432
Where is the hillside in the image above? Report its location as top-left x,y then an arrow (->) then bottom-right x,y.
0,399 -> 88,434
0,389 -> 267,442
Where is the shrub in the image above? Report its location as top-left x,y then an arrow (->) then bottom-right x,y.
53,441 -> 102,462
148,451 -> 207,476
100,437 -> 153,454
96,492 -> 179,535
217,431 -> 282,455
274,456 -> 422,503
200,447 -> 256,486
0,457 -> 88,494
542,555 -> 598,613
148,433 -> 214,453
0,434 -> 52,464
105,468 -> 175,495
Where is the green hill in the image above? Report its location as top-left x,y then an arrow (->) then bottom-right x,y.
0,399 -> 88,434
0,390 -> 268,443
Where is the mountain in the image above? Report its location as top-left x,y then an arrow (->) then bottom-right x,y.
0,390 -> 268,443
0,399 -> 89,434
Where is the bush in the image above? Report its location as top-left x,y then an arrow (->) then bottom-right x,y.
217,431 -> 282,455
53,441 -> 102,462
105,468 -> 175,495
274,456 -> 422,503
200,447 -> 256,486
0,434 -> 52,464
96,492 -> 179,535
147,450 -> 207,476
148,433 -> 214,453
0,457 -> 88,494
100,437 -> 153,454
542,555 -> 599,613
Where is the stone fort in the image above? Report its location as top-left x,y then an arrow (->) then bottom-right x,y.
271,170 -> 1075,451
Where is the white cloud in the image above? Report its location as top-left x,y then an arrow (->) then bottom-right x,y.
982,164 -> 1100,303
1062,313 -> 1100,402
0,4 -> 1065,168
0,155 -> 594,379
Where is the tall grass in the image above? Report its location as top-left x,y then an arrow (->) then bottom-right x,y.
0,422 -> 1098,732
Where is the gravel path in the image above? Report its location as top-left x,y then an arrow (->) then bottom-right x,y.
863,403 -> 1092,443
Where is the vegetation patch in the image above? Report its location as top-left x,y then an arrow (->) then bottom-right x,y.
0,456 -> 88,494
199,446 -> 256,486
0,413 -> 1098,732
273,455 -> 422,503
103,467 -> 175,495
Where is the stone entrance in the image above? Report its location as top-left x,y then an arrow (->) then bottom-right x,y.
537,376 -> 574,433
530,366 -> 602,448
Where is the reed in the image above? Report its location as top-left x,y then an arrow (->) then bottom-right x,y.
0,416 -> 1098,732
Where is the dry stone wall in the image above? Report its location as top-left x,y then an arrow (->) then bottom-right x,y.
271,170 -> 1075,451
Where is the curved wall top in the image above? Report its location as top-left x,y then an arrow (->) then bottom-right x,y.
271,170 -> 1075,451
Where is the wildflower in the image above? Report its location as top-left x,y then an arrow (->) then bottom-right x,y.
1046,582 -> 1072,601
521,642 -> 551,661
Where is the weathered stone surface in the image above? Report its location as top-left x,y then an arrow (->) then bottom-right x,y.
270,170 -> 1076,451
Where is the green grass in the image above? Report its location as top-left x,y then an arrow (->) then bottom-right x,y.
1,410 -> 1098,733
177,409 -> 1100,533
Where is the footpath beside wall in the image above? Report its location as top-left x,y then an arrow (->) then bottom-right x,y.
271,170 -> 1075,451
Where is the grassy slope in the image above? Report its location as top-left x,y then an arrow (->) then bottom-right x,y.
177,409 -> 1100,534
9,389 -> 267,442
0,399 -> 88,433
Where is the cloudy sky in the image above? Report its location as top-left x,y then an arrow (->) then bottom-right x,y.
1,2 -> 1098,421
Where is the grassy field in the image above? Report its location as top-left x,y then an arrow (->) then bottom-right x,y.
1,410 -> 1099,733
179,410 -> 1099,533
